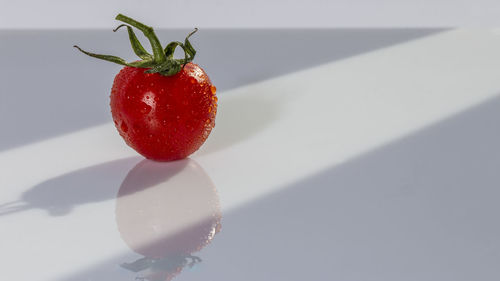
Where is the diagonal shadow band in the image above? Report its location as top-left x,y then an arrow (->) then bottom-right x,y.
0,157 -> 142,216
0,157 -> 199,217
0,28 -> 446,152
49,92 -> 500,280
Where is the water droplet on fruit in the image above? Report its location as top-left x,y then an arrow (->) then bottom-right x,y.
176,115 -> 180,119
127,95 -> 130,100
150,82 -> 154,86
146,95 -> 150,99
140,103 -> 152,114
210,85 -> 217,94
189,77 -> 196,84
149,134 -> 153,138
203,126 -> 213,138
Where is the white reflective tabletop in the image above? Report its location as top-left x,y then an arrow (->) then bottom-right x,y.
1,29 -> 500,281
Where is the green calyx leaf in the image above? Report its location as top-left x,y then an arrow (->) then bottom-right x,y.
74,13 -> 198,76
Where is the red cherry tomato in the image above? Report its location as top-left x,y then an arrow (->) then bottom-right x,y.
75,14 -> 217,161
111,63 -> 217,161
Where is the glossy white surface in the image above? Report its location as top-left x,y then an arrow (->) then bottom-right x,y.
1,29 -> 500,280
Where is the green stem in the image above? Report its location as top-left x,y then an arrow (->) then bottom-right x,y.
114,24 -> 153,60
115,14 -> 166,64
74,14 -> 198,77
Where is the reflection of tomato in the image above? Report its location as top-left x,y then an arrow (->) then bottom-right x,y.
115,159 -> 221,259
121,255 -> 199,281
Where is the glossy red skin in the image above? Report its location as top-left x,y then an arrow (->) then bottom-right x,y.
110,63 -> 217,161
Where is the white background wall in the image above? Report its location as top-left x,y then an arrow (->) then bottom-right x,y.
1,0 -> 500,29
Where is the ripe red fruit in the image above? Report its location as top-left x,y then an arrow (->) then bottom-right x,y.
75,14 -> 217,161
111,63 -> 217,161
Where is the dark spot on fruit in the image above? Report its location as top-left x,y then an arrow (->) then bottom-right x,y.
121,122 -> 129,132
